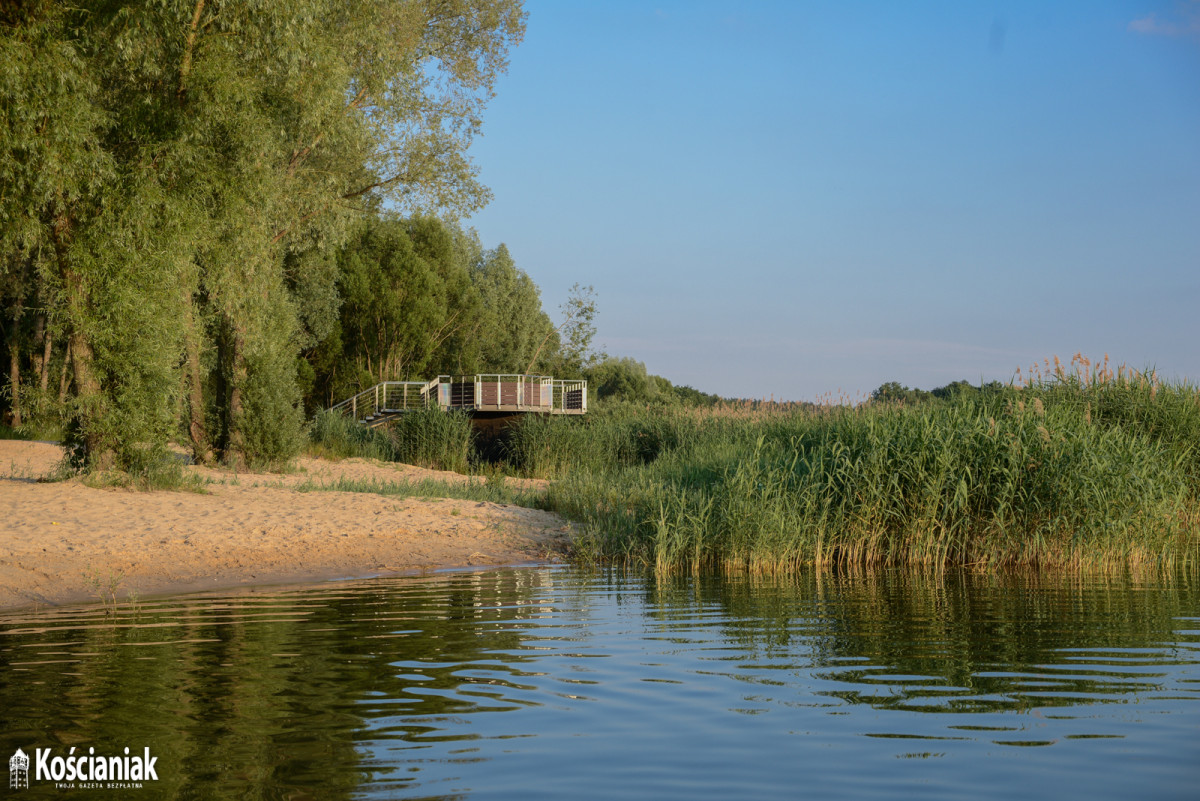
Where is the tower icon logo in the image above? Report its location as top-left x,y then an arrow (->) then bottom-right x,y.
9,748 -> 29,790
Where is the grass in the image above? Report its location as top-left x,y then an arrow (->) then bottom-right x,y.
307,410 -> 399,461
78,446 -> 209,493
0,423 -> 33,440
82,566 -> 126,613
293,475 -> 541,507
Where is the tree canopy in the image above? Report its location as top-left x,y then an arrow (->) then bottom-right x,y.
1,0 -> 528,467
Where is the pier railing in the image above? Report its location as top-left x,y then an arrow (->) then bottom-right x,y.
329,379 -> 436,423
552,378 -> 588,413
331,374 -> 586,424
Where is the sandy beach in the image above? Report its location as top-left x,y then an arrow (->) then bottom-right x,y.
0,440 -> 572,610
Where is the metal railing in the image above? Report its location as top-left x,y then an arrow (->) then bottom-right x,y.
329,380 -> 432,422
469,374 -> 553,410
552,378 -> 588,413
331,375 -> 587,421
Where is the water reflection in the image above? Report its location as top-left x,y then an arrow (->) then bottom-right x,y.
646,571 -> 1200,717
1,568 -> 1197,800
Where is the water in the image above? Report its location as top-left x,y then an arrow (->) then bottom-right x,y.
1,567 -> 1198,800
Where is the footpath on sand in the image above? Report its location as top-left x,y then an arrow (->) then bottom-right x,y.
0,440 -> 571,610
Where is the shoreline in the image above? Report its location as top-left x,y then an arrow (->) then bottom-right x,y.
0,440 -> 572,612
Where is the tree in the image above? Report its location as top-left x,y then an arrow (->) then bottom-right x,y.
587,356 -> 660,404
472,244 -> 557,374
526,283 -> 601,375
337,218 -> 443,384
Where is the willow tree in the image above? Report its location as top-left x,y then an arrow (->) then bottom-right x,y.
1,1 -> 526,467
1,5 -> 119,460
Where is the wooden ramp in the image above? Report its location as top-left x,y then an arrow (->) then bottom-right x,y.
330,374 -> 587,428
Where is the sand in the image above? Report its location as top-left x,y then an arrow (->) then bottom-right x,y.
0,440 -> 572,610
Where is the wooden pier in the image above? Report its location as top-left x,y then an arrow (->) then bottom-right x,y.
330,374 -> 587,428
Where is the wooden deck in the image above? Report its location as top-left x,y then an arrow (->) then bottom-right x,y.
331,374 -> 587,428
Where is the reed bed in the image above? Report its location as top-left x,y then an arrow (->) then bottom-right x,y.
514,368 -> 1199,573
308,408 -> 474,473
386,408 -> 475,474
308,410 -> 399,462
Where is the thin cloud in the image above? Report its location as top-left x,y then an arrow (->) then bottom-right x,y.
1128,2 -> 1200,38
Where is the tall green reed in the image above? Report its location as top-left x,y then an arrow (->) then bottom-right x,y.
519,380 -> 1199,572
307,409 -> 398,461
386,408 -> 474,473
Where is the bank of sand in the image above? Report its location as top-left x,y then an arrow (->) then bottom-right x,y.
0,440 -> 571,610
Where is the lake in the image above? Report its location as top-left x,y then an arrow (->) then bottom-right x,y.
1,566 -> 1197,799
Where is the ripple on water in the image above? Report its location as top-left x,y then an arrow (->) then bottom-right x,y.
1,567 -> 1198,800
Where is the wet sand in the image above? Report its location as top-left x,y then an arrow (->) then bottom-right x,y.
0,440 -> 571,610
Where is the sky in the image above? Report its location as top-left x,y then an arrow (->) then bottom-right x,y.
465,0 -> 1200,401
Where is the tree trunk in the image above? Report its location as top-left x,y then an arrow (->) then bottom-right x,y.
58,340 -> 72,403
67,324 -> 108,466
227,331 -> 247,467
6,314 -> 20,427
66,292 -> 107,466
182,292 -> 211,464
54,213 -> 110,468
219,312 -> 248,468
40,327 -> 52,393
31,313 -> 46,391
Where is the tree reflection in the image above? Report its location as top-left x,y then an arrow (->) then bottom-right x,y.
644,568 -> 1199,713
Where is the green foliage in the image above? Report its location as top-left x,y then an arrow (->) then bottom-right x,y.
236,318 -> 306,469
1022,370 -> 1200,486
587,356 -> 662,404
308,407 -> 475,474
504,405 -> 700,478
548,283 -> 601,374
81,446 -> 208,494
336,217 -> 446,382
584,355 -> 721,408
308,215 -> 504,405
871,379 -> 1006,405
0,422 -> 32,440
300,212 -> 566,413
670,383 -> 723,406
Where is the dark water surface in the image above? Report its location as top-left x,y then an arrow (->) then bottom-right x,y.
1,567 -> 1198,800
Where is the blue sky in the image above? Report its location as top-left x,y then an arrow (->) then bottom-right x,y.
465,1 -> 1200,401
